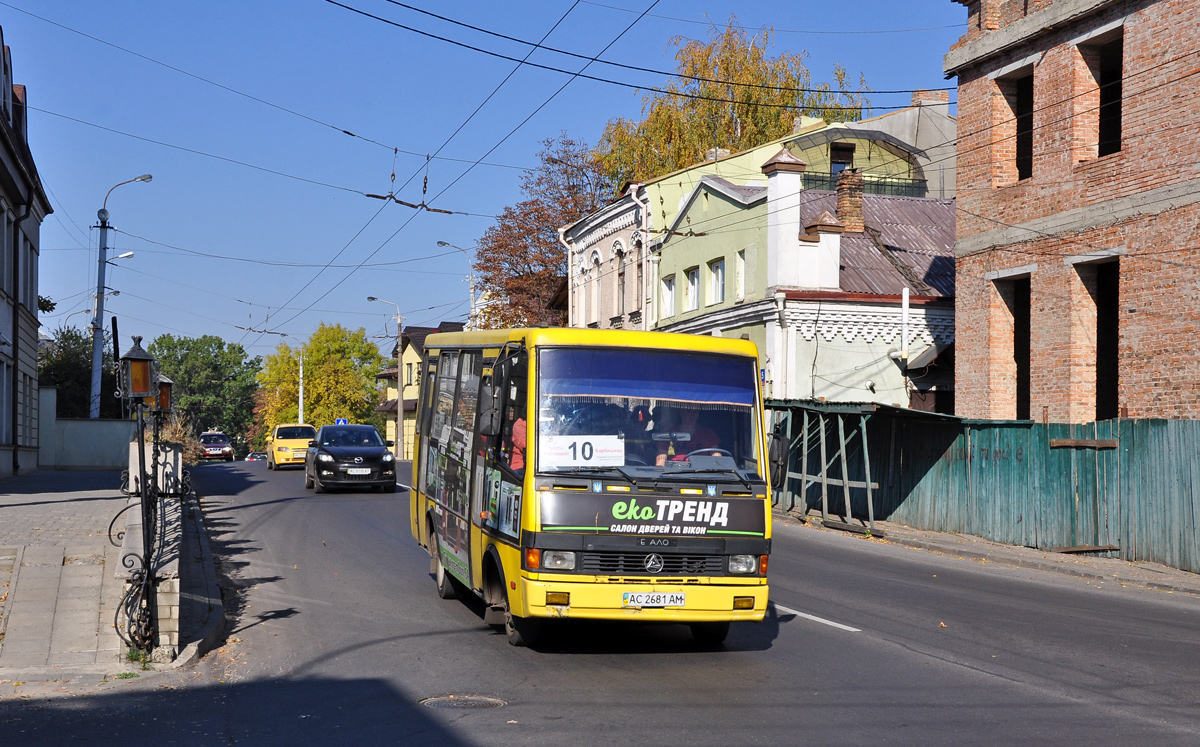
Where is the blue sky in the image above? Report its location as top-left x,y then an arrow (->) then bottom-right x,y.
5,0 -> 964,359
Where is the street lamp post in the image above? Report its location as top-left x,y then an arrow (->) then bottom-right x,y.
91,176 -> 151,418
437,241 -> 476,329
367,296 -> 404,458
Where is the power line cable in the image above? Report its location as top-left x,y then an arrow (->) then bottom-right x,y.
324,0 -> 903,113
384,0 -> 950,95
579,0 -> 966,36
259,1 -> 609,336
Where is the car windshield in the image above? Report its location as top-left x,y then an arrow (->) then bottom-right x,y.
535,348 -> 761,479
200,434 -> 227,444
276,426 -> 316,440
321,429 -> 383,447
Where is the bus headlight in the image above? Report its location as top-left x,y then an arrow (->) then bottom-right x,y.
728,554 -> 756,574
541,550 -> 576,571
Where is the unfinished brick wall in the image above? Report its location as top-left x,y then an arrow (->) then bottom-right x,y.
951,0 -> 1200,421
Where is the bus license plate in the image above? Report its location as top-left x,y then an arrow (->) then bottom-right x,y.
622,592 -> 685,608
347,468 -> 371,475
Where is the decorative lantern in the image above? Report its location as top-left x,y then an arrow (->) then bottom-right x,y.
153,374 -> 174,413
119,335 -> 157,400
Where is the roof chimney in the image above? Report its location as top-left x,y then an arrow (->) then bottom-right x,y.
761,149 -> 807,291
911,89 -> 950,107
836,168 -> 864,233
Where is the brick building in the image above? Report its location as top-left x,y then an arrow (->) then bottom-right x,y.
947,0 -> 1200,421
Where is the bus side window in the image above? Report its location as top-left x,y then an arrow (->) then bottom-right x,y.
498,354 -> 528,474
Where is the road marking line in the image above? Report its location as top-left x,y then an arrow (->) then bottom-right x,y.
773,604 -> 861,632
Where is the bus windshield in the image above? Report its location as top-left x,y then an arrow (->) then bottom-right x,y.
536,347 -> 760,478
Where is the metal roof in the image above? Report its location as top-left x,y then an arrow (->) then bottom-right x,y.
799,191 -> 956,298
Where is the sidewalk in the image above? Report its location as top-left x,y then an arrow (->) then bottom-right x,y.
0,470 -> 223,685
778,509 -> 1200,596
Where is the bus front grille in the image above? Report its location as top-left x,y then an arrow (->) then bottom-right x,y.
579,552 -> 723,576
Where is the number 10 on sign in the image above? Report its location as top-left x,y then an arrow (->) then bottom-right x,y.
542,435 -> 625,468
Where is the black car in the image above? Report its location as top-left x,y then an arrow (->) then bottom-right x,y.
304,424 -> 397,493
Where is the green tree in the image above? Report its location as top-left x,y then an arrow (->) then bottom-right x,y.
148,334 -> 261,448
38,324 -> 120,418
256,324 -> 385,435
473,133 -> 608,328
593,19 -> 871,190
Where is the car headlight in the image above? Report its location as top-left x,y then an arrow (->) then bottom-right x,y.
276,446 -> 289,453
541,550 -> 576,571
316,453 -> 334,463
728,554 -> 756,574
382,453 -> 394,463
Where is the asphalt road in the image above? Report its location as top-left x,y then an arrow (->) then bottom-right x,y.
6,461 -> 1200,745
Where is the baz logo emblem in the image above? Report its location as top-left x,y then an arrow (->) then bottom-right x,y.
644,553 -> 664,573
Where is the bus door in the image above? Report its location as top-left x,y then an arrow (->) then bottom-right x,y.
412,355 -> 438,542
475,345 -> 528,587
424,350 -> 482,589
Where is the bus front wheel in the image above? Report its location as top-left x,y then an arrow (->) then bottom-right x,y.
503,596 -> 542,647
690,621 -> 730,646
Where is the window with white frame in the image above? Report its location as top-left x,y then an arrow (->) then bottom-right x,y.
685,267 -> 699,311
661,275 -> 675,318
708,258 -> 725,304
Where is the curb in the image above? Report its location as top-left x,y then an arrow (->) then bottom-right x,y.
776,509 -> 1200,597
160,492 -> 224,670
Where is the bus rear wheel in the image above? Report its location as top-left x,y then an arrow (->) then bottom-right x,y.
690,621 -> 730,646
432,533 -> 459,600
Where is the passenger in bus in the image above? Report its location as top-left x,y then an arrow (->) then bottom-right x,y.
655,407 -> 721,465
509,417 -> 527,473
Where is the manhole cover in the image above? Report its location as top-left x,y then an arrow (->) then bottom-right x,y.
419,695 -> 507,710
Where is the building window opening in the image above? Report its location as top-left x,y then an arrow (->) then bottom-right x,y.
709,258 -> 725,304
996,276 -> 1032,419
1012,75 -> 1034,180
685,267 -> 699,311
830,143 -> 855,176
1092,262 -> 1120,419
1096,37 -> 1123,157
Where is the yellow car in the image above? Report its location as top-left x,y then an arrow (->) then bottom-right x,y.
267,423 -> 317,470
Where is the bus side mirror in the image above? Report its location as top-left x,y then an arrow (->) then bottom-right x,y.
768,433 -> 788,490
478,383 -> 501,437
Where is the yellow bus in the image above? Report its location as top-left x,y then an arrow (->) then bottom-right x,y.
410,328 -> 777,646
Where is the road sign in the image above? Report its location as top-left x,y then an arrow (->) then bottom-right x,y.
335,418 -> 348,425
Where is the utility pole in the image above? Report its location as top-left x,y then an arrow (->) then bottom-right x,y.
367,297 -> 405,457
90,175 -> 151,418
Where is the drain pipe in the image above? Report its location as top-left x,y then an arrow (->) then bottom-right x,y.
557,226 -> 573,327
774,291 -> 787,399
901,286 -> 910,367
629,183 -> 650,329
11,203 -> 30,474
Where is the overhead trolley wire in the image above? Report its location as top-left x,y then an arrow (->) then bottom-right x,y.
383,0 -> 950,95
323,0 -> 921,112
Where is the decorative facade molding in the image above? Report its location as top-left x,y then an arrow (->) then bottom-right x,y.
784,303 -> 955,345
574,207 -> 637,255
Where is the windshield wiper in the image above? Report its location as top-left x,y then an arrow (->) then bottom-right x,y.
663,466 -> 756,493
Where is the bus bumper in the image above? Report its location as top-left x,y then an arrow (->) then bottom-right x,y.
518,578 -> 769,622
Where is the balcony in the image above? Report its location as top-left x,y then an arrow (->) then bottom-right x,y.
801,174 -> 928,197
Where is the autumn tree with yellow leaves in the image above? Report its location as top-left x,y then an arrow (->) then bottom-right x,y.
255,324 -> 386,438
593,20 -> 871,190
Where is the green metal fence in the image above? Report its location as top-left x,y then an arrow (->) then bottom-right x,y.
769,403 -> 1200,574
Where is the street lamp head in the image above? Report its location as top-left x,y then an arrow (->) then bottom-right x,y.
116,251 -> 134,260
134,174 -> 152,183
436,241 -> 450,248
366,296 -> 378,302
97,208 -> 109,224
